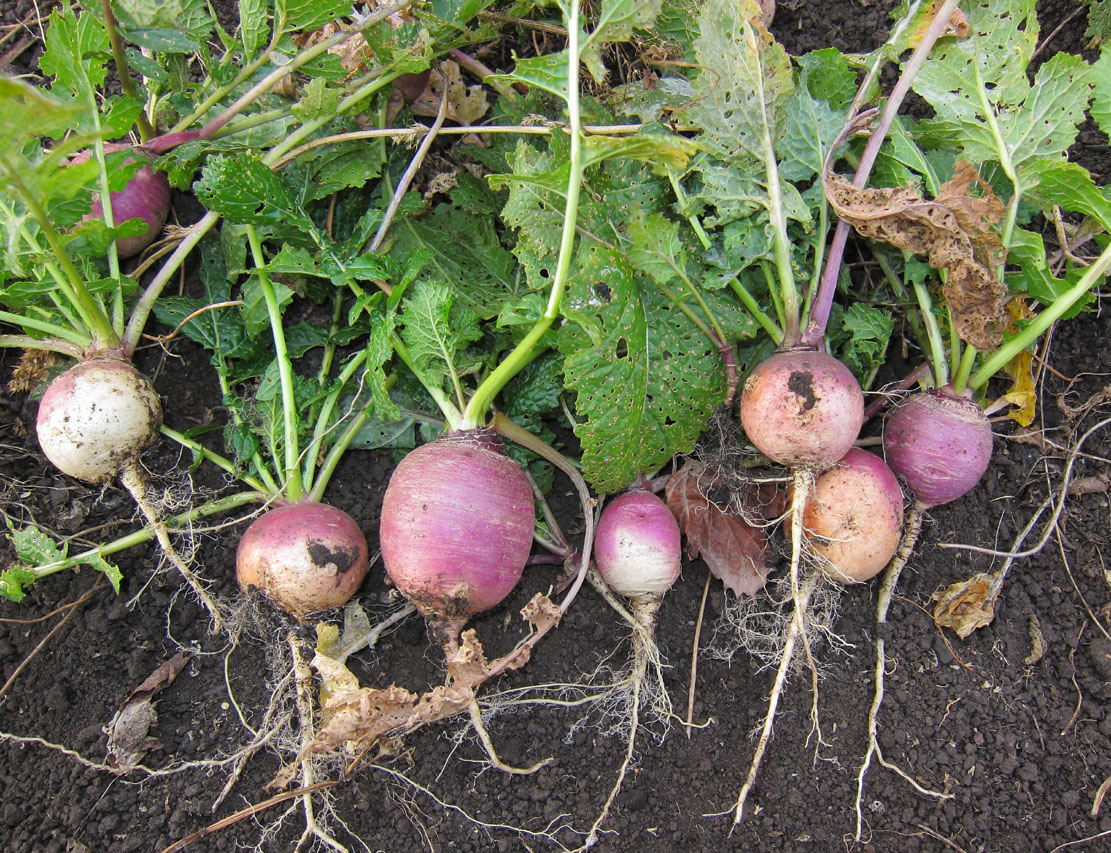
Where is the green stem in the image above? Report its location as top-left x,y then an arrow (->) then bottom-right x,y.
951,342 -> 978,395
122,210 -> 220,355
762,260 -> 785,331
0,155 -> 117,348
247,225 -> 303,501
308,400 -> 379,504
302,348 -> 371,491
971,241 -> 1111,390
160,425 -> 269,493
392,334 -> 461,429
667,170 -> 712,251
87,111 -> 124,335
0,311 -> 91,347
459,2 -> 584,430
17,491 -> 264,583
729,278 -> 782,344
911,278 -> 948,388
169,37 -> 280,134
99,0 -> 154,140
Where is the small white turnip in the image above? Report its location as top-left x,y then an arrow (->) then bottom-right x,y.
594,489 -> 681,601
35,354 -> 163,483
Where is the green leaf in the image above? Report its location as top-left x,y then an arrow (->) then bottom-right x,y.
40,6 -> 110,95
1090,46 -> 1111,141
398,279 -> 483,392
8,520 -> 66,566
778,83 -> 845,182
0,78 -> 80,151
494,51 -> 571,101
112,0 -> 214,52
1022,160 -> 1111,231
239,0 -> 271,58
559,243 -> 725,492
0,568 -> 34,602
240,275 -> 294,337
1086,0 -> 1111,40
580,0 -> 665,83
796,48 -> 856,111
364,295 -> 401,421
88,553 -> 123,594
828,303 -> 894,385
280,0 -> 355,33
194,153 -> 319,238
685,0 -> 794,165
582,128 -> 698,172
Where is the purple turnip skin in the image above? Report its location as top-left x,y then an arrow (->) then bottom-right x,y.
236,502 -> 369,618
804,448 -> 904,583
379,429 -> 535,623
35,354 -> 163,483
739,348 -> 864,471
883,387 -> 993,508
595,489 -> 681,600
72,144 -> 170,258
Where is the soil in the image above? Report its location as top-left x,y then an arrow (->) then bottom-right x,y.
3,1 -> 1111,852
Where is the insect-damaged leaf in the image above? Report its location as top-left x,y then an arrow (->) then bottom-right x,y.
664,461 -> 780,597
823,161 -> 1006,350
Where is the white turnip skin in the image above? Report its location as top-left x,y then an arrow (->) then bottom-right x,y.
35,354 -> 163,483
804,447 -> 904,583
883,387 -> 993,508
379,429 -> 535,628
236,502 -> 369,618
71,144 -> 171,258
594,489 -> 681,601
739,348 -> 864,472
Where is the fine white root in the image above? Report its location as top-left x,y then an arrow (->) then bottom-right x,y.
731,468 -> 817,827
120,461 -> 229,632
853,502 -> 951,840
579,596 -> 668,851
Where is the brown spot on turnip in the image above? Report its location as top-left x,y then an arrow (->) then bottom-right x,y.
787,370 -> 817,412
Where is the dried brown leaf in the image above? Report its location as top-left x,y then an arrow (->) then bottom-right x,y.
411,61 -> 489,125
105,651 -> 192,771
932,572 -> 999,639
824,162 -> 1006,349
664,461 -> 775,597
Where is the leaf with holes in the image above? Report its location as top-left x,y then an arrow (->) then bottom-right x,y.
558,244 -> 726,492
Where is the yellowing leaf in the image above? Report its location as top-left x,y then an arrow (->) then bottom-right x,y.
1000,299 -> 1037,426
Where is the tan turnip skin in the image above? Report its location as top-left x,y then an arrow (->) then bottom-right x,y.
740,349 -> 864,472
236,502 -> 369,619
804,448 -> 904,583
35,354 -> 163,483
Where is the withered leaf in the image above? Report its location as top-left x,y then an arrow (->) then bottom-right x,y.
823,161 -> 1006,350
105,651 -> 192,771
664,461 -> 777,597
411,61 -> 490,126
932,571 -> 999,639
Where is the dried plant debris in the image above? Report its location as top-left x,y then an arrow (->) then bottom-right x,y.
824,161 -> 1006,349
105,651 -> 192,771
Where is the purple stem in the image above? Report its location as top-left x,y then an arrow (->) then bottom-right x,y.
800,0 -> 963,348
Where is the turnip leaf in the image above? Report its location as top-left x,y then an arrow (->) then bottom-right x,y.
580,0 -> 665,83
193,153 -> 319,241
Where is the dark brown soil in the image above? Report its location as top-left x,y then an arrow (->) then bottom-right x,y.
3,2 -> 1111,852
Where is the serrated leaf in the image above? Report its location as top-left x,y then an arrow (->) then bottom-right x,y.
796,48 -> 856,111
494,51 -> 570,101
580,0 -> 665,83
582,128 -> 698,172
0,78 -> 80,150
1022,160 -> 1111,231
40,6 -> 109,100
398,279 -> 483,391
1088,0 -> 1111,40
239,0 -> 270,58
279,0 -> 353,33
193,153 -> 318,238
559,243 -> 725,491
684,0 -> 793,165
779,84 -> 845,182
240,275 -> 294,337
8,520 -> 67,566
504,351 -> 564,423
828,302 -> 894,384
0,568 -> 35,602
493,142 -> 569,260
87,553 -> 123,594
112,0 -> 213,52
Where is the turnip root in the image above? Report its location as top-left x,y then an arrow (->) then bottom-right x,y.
804,448 -> 904,584
583,488 -> 681,849
236,502 -> 369,619
71,144 -> 171,258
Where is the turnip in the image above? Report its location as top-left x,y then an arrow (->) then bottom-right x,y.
71,144 -> 171,259
804,448 -> 904,584
236,502 -> 370,619
379,428 -> 536,639
582,487 -> 681,848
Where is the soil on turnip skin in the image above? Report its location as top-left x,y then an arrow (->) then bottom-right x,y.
2,1 -> 1111,851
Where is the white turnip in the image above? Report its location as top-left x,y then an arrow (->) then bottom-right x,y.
585,487 -> 682,847
379,428 -> 535,637
35,354 -> 162,484
804,448 -> 904,584
236,501 -> 369,619
72,144 -> 171,258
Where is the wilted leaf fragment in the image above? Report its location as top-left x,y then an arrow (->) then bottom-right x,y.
664,461 -> 774,597
824,162 -> 1006,349
932,572 -> 999,639
105,651 -> 192,771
